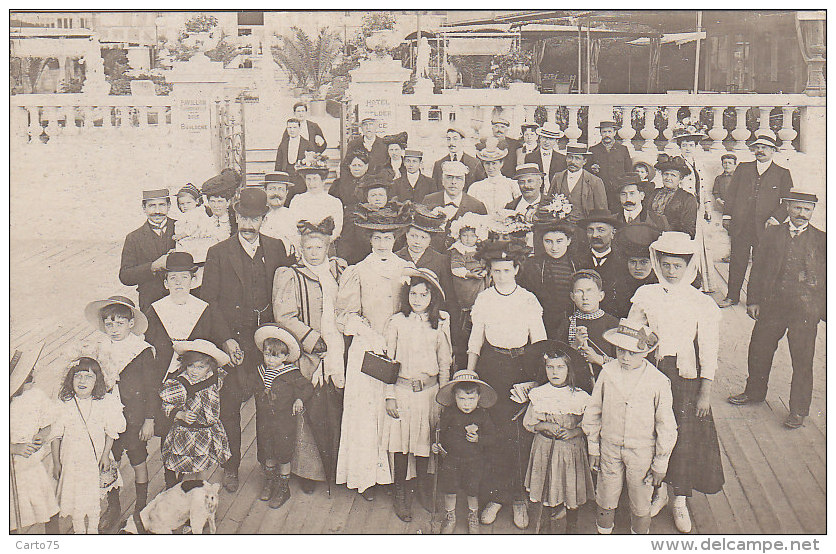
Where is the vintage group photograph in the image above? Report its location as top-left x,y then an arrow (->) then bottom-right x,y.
8,9 -> 827,538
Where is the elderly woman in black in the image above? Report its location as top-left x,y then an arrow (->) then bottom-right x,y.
647,155 -> 698,238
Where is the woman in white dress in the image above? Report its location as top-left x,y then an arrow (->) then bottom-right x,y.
335,203 -> 413,500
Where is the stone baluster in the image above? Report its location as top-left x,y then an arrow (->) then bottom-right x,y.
663,106 -> 679,153
688,106 -> 701,122
639,107 -> 658,152
756,106 -> 773,138
708,106 -> 728,151
25,107 -> 41,142
136,105 -> 149,128
480,105 -> 492,139
522,105 -> 535,125
778,106 -> 798,152
563,106 -> 582,143
102,105 -> 114,129
618,106 -> 636,151
58,105 -> 72,136
45,106 -> 60,140
731,106 -> 751,151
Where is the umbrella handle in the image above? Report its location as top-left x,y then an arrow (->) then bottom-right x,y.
10,454 -> 22,531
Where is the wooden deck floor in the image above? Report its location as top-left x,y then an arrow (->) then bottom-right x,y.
11,237 -> 826,535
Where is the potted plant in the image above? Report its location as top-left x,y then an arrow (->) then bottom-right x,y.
272,26 -> 342,115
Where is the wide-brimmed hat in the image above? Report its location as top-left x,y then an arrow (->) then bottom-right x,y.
142,188 -> 170,202
491,115 -> 510,126
654,154 -> 692,177
476,137 -> 508,162
618,223 -> 663,258
352,201 -> 411,231
632,159 -> 656,182
524,339 -> 589,387
410,204 -> 447,234
201,168 -> 240,198
173,339 -> 231,367
442,160 -> 469,177
596,120 -> 618,130
436,369 -> 497,408
514,162 -> 545,179
402,267 -> 446,302
360,116 -> 377,125
261,171 -> 295,188
449,211 -> 489,241
747,132 -> 780,150
295,153 -> 330,176
233,187 -> 270,218
782,189 -> 819,204
651,231 -> 696,256
536,122 -> 564,139
565,142 -> 592,156
356,174 -> 394,194
85,295 -> 148,335
578,209 -> 622,229
164,251 -> 198,273
10,341 -> 45,399
296,216 -> 336,238
532,209 -> 576,236
475,237 -> 531,263
672,126 -> 707,143
382,131 -> 408,149
254,324 -> 301,363
603,319 -> 659,354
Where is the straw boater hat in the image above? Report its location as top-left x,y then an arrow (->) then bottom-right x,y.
173,339 -> 231,367
565,142 -> 592,156
436,369 -> 497,408
382,131 -> 408,149
446,126 -> 468,139
521,122 -> 539,132
578,209 -> 622,229
85,295 -> 148,335
10,341 -> 45,399
536,122 -> 564,140
260,171 -> 295,188
476,137 -> 508,162
631,159 -> 657,182
164,251 -> 198,273
254,324 -> 302,363
491,115 -> 510,127
782,189 -> 818,204
201,168 -> 240,199
514,162 -> 545,179
596,120 -> 618,130
654,154 -> 692,177
602,319 -> 659,354
618,223 -> 663,258
410,203 -> 447,234
747,131 -> 780,150
233,187 -> 270,218
402,267 -> 446,302
352,201 -> 411,231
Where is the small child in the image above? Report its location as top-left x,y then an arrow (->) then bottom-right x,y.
173,184 -> 216,285
253,325 -> 314,509
10,356 -> 59,534
51,357 -> 126,534
712,153 -> 737,214
523,341 -> 594,534
160,339 -> 231,484
82,295 -> 156,532
433,370 -> 498,535
449,213 -> 489,312
383,268 -> 453,522
581,319 -> 677,535
557,270 -> 619,379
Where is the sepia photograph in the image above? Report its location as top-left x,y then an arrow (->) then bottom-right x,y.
8,7 -> 827,540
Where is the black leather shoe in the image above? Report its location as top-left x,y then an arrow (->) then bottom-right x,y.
223,468 -> 240,493
727,393 -> 764,406
783,413 -> 805,429
299,477 -> 316,495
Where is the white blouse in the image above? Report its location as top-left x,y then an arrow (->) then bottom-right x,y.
468,286 -> 546,353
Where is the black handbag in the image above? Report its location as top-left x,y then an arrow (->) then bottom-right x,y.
361,351 -> 401,384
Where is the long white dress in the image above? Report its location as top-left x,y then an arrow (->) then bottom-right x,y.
10,387 -> 59,530
335,252 -> 413,492
53,394 -> 126,520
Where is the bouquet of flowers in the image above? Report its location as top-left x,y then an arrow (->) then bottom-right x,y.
487,209 -> 532,239
537,194 -> 573,220
671,116 -> 708,141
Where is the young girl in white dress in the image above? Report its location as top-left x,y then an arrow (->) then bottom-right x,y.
173,184 -> 216,288
383,268 -> 452,521
51,357 -> 126,534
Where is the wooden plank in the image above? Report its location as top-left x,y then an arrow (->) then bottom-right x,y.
341,487 -> 377,533
274,480 -> 322,533
321,485 -> 358,534
688,492 -> 718,534
714,440 -> 762,533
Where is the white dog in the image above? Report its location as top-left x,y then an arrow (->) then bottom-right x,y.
122,480 -> 220,534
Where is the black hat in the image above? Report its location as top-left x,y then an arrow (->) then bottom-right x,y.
202,168 -> 241,198
261,171 -> 295,187
615,172 -> 645,191
356,174 -> 394,194
164,251 -> 198,272
352,201 -> 411,231
382,131 -> 408,149
233,187 -> 270,217
654,154 -> 692,177
578,209 -> 622,229
782,190 -> 819,204
475,238 -> 531,263
618,223 -> 662,258
410,204 -> 447,234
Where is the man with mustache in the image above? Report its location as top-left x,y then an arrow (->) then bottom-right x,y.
573,210 -> 623,315
423,161 -> 487,251
119,189 -> 176,312
201,187 -> 295,492
717,132 -> 793,308
589,121 -> 633,213
728,191 -> 825,430
546,142 -> 607,223
431,127 -> 486,191
260,171 -> 298,256
613,173 -> 669,230
476,115 -> 520,178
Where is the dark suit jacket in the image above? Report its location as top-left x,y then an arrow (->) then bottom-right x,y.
724,161 -> 793,239
431,153 -> 486,191
572,247 -> 624,315
648,188 -> 698,238
477,136 -> 521,177
200,234 -> 294,343
524,148 -> 567,183
119,218 -> 176,312
589,142 -> 632,211
547,169 -> 608,223
281,120 -> 327,153
275,135 -> 315,174
613,207 -> 670,231
392,172 -> 439,203
747,223 -> 826,321
423,191 -> 487,251
343,136 -> 389,173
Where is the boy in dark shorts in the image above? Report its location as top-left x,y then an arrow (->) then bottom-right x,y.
433,370 -> 498,534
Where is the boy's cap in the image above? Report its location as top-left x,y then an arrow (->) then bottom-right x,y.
404,149 -> 423,159
173,339 -> 230,367
436,369 -> 497,408
720,153 -> 737,163
254,324 -> 301,363
571,269 -> 603,288
142,189 -> 170,201
602,319 -> 659,354
84,295 -> 148,336
782,189 -> 818,204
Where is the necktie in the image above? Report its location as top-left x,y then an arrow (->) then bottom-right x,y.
445,202 -> 457,208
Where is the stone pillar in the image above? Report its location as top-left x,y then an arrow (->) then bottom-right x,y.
348,54 -> 413,135
796,11 -> 826,97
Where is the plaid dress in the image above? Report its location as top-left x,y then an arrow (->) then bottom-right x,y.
160,369 -> 231,473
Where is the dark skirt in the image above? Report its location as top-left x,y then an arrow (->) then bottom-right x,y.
658,357 -> 724,496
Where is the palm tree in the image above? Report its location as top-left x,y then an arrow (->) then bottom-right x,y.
272,27 -> 342,99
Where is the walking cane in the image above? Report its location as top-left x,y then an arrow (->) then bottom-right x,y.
10,453 -> 22,532
429,426 -> 442,534
533,437 -> 557,534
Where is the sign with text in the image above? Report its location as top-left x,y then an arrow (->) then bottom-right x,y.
176,98 -> 210,134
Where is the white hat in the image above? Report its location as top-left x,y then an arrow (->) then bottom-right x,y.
442,160 -> 469,177
650,231 -> 696,256
602,319 -> 659,354
173,339 -> 231,367
254,324 -> 302,363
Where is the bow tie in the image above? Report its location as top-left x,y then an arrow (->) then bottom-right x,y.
444,202 -> 458,208
790,228 -> 805,238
